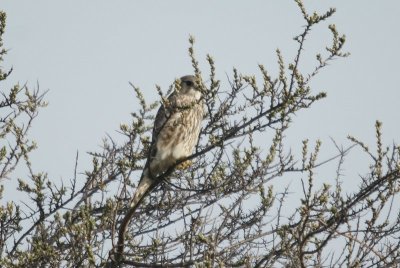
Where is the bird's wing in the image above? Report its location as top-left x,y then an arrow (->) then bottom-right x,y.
131,91 -> 178,208
150,91 -> 177,158
152,104 -> 167,144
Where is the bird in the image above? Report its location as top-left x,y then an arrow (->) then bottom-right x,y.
130,75 -> 204,212
113,75 -> 204,262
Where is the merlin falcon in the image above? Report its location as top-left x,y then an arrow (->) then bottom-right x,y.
131,75 -> 204,211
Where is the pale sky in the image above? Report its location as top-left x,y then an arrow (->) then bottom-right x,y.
1,1 -> 399,200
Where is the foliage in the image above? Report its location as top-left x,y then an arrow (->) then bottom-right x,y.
1,1 -> 400,267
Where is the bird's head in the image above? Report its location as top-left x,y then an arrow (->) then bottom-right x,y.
178,75 -> 202,100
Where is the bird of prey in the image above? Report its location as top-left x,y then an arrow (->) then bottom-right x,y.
130,75 -> 204,212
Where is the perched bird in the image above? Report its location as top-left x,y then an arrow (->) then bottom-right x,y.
131,75 -> 204,211
114,75 -> 204,262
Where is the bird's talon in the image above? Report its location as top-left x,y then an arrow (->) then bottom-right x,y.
176,160 -> 192,170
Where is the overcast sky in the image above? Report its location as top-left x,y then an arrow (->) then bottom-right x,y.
1,1 -> 399,199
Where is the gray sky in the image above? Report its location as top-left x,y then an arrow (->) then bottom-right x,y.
1,1 -> 399,197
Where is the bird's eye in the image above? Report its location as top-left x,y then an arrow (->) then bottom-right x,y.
185,81 -> 194,87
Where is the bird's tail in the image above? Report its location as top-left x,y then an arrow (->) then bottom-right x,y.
115,168 -> 154,261
130,168 -> 153,211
